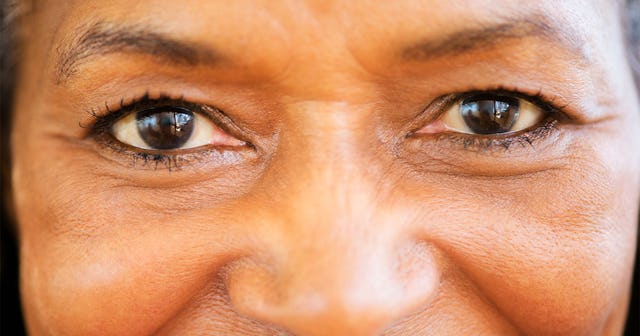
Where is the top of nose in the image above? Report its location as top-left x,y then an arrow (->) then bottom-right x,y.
222,131 -> 441,335
226,241 -> 440,336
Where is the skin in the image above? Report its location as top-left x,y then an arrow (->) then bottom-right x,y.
10,0 -> 640,335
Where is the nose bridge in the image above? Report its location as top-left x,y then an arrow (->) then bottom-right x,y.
267,100 -> 387,288
271,100 -> 386,245
225,102 -> 440,335
281,100 -> 371,162
266,100 -> 381,231
277,191 -> 397,294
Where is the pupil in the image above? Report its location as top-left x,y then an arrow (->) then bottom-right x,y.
136,107 -> 195,149
460,95 -> 519,134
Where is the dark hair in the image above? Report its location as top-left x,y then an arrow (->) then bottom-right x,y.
1,1 -> 639,335
626,0 -> 640,86
1,1 -> 25,334
622,2 -> 640,334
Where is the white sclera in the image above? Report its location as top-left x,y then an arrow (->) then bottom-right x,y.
111,110 -> 244,150
439,98 -> 545,134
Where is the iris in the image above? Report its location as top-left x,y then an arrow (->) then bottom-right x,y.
460,95 -> 520,134
136,107 -> 195,149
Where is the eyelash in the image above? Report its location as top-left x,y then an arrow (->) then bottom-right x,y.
88,93 -> 200,132
440,118 -> 559,151
86,93 -> 239,170
413,87 -> 568,151
86,87 -> 567,169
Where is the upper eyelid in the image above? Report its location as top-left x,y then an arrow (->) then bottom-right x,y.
85,95 -> 215,134
85,88 -> 568,137
85,94 -> 259,148
96,94 -> 198,120
443,89 -> 567,117
405,88 -> 569,136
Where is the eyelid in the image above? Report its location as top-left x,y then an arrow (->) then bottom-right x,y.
91,94 -> 224,134
111,109 -> 244,150
448,89 -> 565,117
415,88 -> 567,131
87,94 -> 250,150
437,98 -> 544,135
404,88 -> 570,154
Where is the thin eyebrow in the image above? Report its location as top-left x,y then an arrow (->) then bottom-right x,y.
55,21 -> 220,84
402,17 -> 589,62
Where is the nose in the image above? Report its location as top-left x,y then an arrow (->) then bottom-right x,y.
227,236 -> 440,336
225,102 -> 441,335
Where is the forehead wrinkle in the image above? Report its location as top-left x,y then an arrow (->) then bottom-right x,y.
402,14 -> 590,64
54,20 -> 220,85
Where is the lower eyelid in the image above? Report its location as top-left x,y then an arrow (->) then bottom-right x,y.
92,131 -> 257,171
396,127 -> 569,179
406,117 -> 560,154
445,118 -> 560,151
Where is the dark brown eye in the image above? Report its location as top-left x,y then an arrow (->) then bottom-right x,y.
417,93 -> 545,136
136,107 -> 195,149
111,102 -> 246,151
460,95 -> 519,134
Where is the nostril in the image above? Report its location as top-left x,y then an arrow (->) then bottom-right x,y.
224,241 -> 441,336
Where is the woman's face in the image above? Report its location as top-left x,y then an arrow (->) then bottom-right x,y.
11,0 -> 640,335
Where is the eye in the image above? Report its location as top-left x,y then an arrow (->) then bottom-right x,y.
111,105 -> 245,150
420,93 -> 546,135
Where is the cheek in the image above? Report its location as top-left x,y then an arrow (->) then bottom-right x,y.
413,136 -> 639,334
18,196 -> 244,335
13,158 -> 241,335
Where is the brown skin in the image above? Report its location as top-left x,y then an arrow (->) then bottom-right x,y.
10,0 -> 640,335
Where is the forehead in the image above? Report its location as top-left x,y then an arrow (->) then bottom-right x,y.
34,0 -> 623,104
41,0 -> 611,63
48,0 -> 606,28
